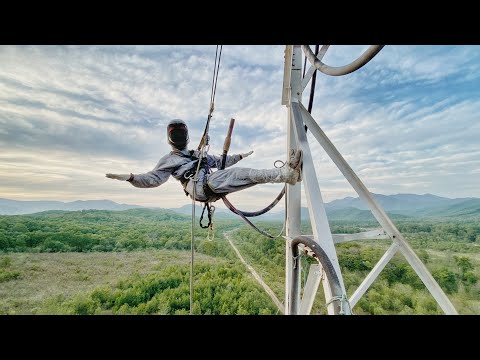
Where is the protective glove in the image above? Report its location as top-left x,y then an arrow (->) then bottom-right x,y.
241,150 -> 254,159
106,173 -> 133,181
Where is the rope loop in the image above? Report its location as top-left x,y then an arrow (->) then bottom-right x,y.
325,293 -> 352,315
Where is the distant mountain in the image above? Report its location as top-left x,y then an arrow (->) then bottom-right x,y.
326,207 -> 377,222
0,198 -> 142,215
415,198 -> 480,219
261,194 -> 480,222
2,193 -> 479,220
325,193 -> 480,218
170,193 -> 480,222
326,207 -> 411,221
327,193 -> 450,211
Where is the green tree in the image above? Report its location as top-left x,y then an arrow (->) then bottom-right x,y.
432,268 -> 458,294
454,256 -> 474,277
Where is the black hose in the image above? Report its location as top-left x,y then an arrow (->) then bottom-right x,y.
305,45 -> 319,132
290,236 -> 345,315
307,45 -> 320,114
225,186 -> 285,218
217,116 -> 285,236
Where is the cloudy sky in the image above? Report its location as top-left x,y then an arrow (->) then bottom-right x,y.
0,45 -> 479,210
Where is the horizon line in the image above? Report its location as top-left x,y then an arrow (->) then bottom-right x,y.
1,191 -> 478,208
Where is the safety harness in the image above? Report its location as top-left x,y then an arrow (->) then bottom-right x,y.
172,148 -> 222,232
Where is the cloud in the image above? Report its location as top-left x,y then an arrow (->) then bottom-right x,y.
0,45 -> 479,208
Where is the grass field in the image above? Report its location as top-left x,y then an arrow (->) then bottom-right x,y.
229,227 -> 480,315
0,250 -> 221,314
1,210 -> 479,315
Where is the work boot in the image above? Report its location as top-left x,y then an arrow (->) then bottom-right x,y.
288,149 -> 303,182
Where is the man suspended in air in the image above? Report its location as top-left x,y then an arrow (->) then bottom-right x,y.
105,119 -> 302,202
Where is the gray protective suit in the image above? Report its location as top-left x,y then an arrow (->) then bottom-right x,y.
128,148 -> 293,202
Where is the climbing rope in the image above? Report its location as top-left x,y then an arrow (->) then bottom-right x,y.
189,45 -> 223,315
210,46 -> 222,114
189,44 -> 293,312
190,183 -> 196,315
221,195 -> 286,238
198,45 -> 223,151
219,159 -> 287,238
193,43 -> 290,241
223,161 -> 287,218
199,202 -> 215,241
217,122 -> 288,237
222,186 -> 285,217
219,151 -> 287,238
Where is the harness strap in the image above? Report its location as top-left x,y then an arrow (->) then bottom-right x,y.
199,202 -> 215,229
203,180 -> 224,202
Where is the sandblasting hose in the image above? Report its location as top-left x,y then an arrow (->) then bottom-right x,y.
290,236 -> 347,315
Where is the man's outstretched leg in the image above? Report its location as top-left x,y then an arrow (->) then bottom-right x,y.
206,149 -> 303,196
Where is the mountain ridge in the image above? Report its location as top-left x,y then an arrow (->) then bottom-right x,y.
1,194 -> 479,220
0,198 -> 142,215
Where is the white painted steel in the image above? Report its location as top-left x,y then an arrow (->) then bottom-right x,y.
280,45 -> 456,315
301,45 -> 330,91
281,46 -> 293,106
349,243 -> 399,308
291,102 -> 350,315
333,229 -> 389,243
301,65 -> 317,92
302,45 -> 384,76
300,264 -> 323,315
299,230 -> 389,244
298,103 -> 457,315
285,45 -> 302,314
290,45 -> 303,103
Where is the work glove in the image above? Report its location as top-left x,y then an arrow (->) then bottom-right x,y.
106,173 -> 133,181
241,150 -> 254,159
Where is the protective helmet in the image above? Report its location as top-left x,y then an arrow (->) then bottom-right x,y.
167,119 -> 190,149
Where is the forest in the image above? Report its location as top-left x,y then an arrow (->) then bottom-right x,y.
0,209 -> 478,314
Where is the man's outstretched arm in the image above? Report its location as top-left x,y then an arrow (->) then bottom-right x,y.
106,173 -> 133,181
106,155 -> 174,188
105,169 -> 171,188
207,150 -> 254,169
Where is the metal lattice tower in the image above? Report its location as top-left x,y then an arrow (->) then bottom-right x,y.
282,45 -> 458,315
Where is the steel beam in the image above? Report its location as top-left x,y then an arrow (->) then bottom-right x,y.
285,45 -> 302,314
349,243 -> 399,308
333,229 -> 390,243
301,45 -> 330,91
300,264 -> 323,315
290,102 -> 350,315
299,103 -> 457,314
296,229 -> 390,244
281,46 -> 293,106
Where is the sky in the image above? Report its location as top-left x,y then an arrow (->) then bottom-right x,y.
0,45 -> 479,210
